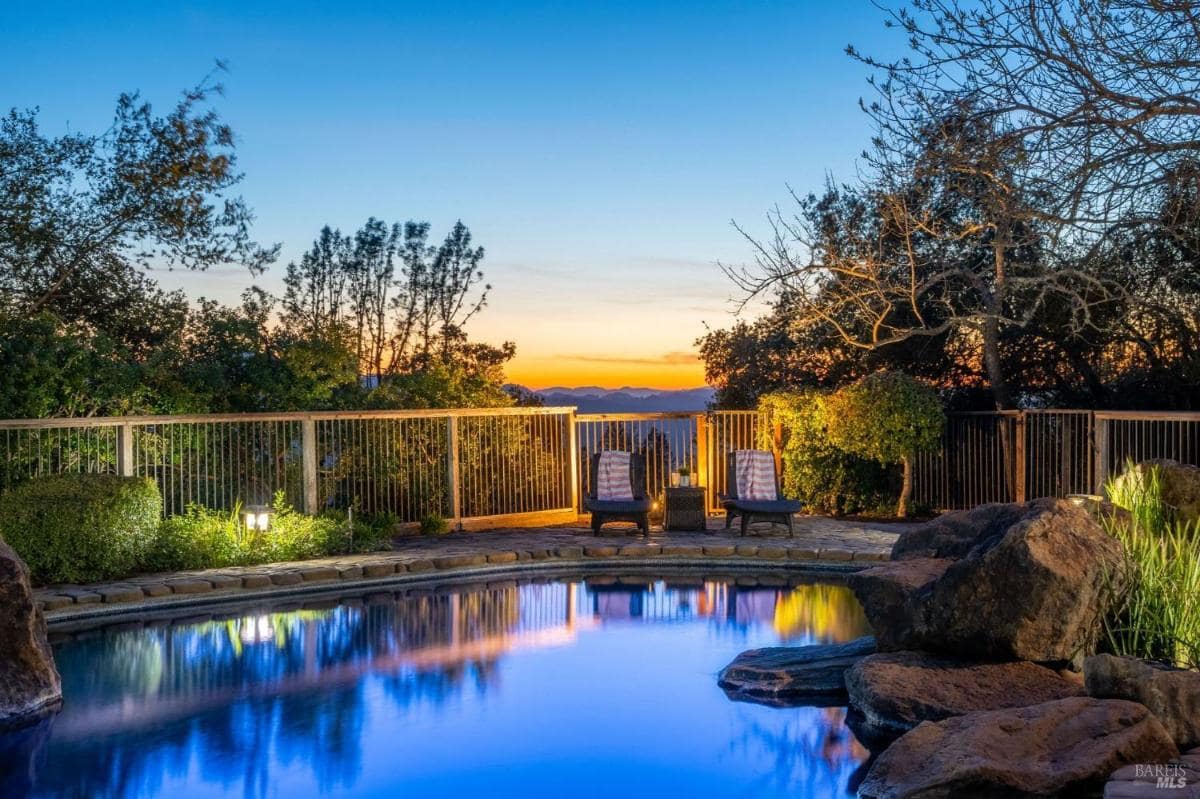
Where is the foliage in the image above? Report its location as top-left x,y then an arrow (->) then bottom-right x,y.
177,290 -> 360,413
0,474 -> 161,584
420,513 -> 450,536
1102,465 -> 1200,669
146,505 -> 242,573
824,372 -> 944,467
281,217 -> 510,391
148,493 -> 393,573
0,70 -> 276,322
708,2 -> 1200,412
0,79 -> 520,419
824,372 -> 944,517
757,391 -> 894,516
0,314 -> 153,417
1106,461 -> 1170,533
319,509 -> 397,555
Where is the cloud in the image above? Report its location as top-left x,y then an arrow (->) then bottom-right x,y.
556,351 -> 700,366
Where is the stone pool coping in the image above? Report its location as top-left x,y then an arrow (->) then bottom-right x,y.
43,558 -> 864,632
37,517 -> 903,626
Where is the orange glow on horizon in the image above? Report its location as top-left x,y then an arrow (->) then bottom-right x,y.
505,353 -> 708,391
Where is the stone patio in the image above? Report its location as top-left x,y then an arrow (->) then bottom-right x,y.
36,514 -> 907,621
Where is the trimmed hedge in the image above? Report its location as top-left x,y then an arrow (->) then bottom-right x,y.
0,473 -> 162,585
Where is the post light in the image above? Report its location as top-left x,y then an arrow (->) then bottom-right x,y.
239,615 -> 275,644
243,504 -> 272,533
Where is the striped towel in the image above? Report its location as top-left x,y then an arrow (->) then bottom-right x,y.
735,450 -> 777,501
596,450 -> 634,501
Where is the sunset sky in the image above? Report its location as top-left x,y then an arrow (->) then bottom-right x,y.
4,1 -> 897,389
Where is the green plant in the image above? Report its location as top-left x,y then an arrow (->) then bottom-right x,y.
0,473 -> 161,584
824,371 -> 945,517
420,513 -> 450,536
147,504 -> 242,572
1107,460 -> 1171,532
757,390 -> 894,516
1102,465 -> 1200,668
318,508 -> 396,554
148,492 -> 385,572
677,466 -> 691,477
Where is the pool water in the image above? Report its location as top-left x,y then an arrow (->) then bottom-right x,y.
4,573 -> 872,799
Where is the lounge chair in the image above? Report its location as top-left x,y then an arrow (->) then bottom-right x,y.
720,450 -> 802,536
584,451 -> 651,534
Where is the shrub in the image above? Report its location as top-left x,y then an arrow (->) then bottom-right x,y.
1102,465 -> 1200,668
757,391 -> 894,515
420,513 -> 450,536
824,371 -> 944,517
318,509 -> 396,554
147,505 -> 242,572
148,494 -> 395,572
0,473 -> 161,584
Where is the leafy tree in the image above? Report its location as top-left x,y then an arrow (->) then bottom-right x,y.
0,314 -> 152,417
179,290 -> 358,412
282,217 -> 512,409
824,371 -> 944,517
757,391 -> 895,515
0,70 -> 277,324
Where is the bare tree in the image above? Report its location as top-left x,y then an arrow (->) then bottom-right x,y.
851,0 -> 1200,242
728,112 -> 1122,409
727,1 -> 1200,409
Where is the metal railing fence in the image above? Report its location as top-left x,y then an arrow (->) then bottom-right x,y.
0,408 -> 579,528
3,407 -> 1197,522
913,410 -> 1200,510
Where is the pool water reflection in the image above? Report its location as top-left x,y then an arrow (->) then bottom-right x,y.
7,573 -> 872,798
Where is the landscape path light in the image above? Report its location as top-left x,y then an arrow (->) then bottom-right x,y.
242,504 -> 272,534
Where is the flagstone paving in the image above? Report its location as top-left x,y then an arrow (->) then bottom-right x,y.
35,515 -> 909,619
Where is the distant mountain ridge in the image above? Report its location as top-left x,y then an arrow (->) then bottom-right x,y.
511,386 -> 715,413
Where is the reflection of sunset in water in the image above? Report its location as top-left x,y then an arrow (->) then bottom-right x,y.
9,575 -> 872,799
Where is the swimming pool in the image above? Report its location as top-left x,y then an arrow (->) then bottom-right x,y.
4,572 -> 872,798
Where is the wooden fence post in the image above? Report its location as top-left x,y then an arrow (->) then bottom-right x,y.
116,421 -> 134,477
1014,412 -> 1027,503
446,416 -> 462,529
694,413 -> 710,511
568,409 -> 580,513
301,416 -> 318,515
1093,414 -> 1110,495
772,419 -> 784,478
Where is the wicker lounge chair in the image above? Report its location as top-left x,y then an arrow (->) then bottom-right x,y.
720,451 -> 802,535
584,451 -> 651,534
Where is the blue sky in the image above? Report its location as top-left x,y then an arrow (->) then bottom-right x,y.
3,0 -> 902,388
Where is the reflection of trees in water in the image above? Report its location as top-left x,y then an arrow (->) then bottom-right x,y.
772,584 -> 871,643
34,586 -> 530,799
16,578 -> 870,798
726,706 -> 869,798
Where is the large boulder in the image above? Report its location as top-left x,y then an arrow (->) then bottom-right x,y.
717,636 -> 875,706
858,697 -> 1178,799
1086,654 -> 1200,750
0,539 -> 62,730
890,502 -> 1035,560
850,498 -> 1125,663
845,650 -> 1085,738
1109,459 -> 1200,524
843,558 -> 950,651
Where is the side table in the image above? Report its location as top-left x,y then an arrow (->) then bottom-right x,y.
665,486 -> 707,531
